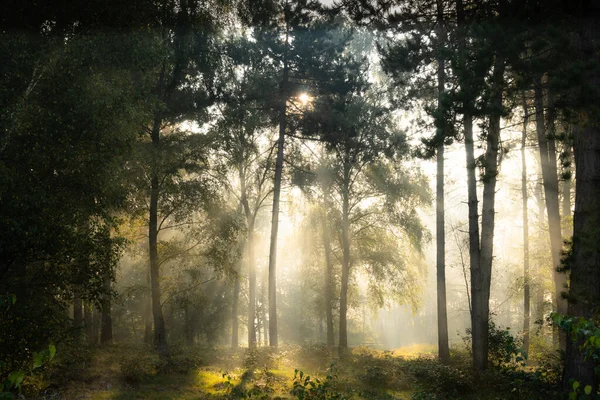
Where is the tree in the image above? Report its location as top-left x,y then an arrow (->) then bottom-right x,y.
211,54 -> 277,347
521,94 -> 531,355
125,0 -> 227,355
302,86 -> 430,349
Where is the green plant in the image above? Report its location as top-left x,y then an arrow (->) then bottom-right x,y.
0,344 -> 56,399
463,321 -> 527,369
291,364 -> 352,400
402,358 -> 473,398
119,354 -> 155,386
553,313 -> 600,398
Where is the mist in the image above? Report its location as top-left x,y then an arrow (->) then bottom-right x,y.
1,0 -> 597,398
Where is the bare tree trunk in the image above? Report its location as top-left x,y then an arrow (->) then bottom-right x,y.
262,277 -> 268,347
100,277 -> 113,344
521,94 -> 531,355
84,300 -> 95,345
534,77 -> 567,350
564,120 -> 600,391
267,25 -> 289,349
477,52 -> 505,371
322,209 -> 335,347
456,0 -> 484,371
563,15 -> 600,388
435,0 -> 449,364
144,287 -> 153,345
561,126 -> 573,239
73,290 -> 83,332
247,231 -> 256,347
232,264 -> 240,348
339,155 -> 351,350
92,305 -> 101,344
149,117 -> 168,355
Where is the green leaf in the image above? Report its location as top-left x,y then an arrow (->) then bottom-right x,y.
48,344 -> 56,360
7,371 -> 24,388
573,381 -> 580,391
32,352 -> 43,369
585,385 -> 592,395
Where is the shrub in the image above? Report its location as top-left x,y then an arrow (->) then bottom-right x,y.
291,364 -> 353,400
119,354 -> 155,386
402,358 -> 473,398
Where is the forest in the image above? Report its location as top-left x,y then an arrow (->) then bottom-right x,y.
1,0 -> 599,398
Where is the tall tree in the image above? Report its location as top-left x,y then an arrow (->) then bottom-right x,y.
521,94 -> 531,354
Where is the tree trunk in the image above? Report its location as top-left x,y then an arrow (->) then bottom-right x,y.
435,0 -> 450,364
561,127 -> 573,239
73,289 -> 83,331
456,0 -> 484,371
247,231 -> 257,347
339,155 -> 351,350
84,300 -> 95,345
144,286 -> 153,345
184,303 -> 194,346
100,276 -> 113,344
267,25 -> 289,349
563,121 -> 600,390
262,275 -> 268,347
322,207 -> 335,347
149,117 -> 168,355
232,265 -> 240,348
477,52 -> 505,371
521,94 -> 531,355
534,77 -> 567,350
92,305 -> 101,344
563,15 -> 600,389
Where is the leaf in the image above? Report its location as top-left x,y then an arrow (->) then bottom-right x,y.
7,371 -> 25,388
32,352 -> 43,369
48,344 -> 56,360
573,381 -> 580,391
585,385 -> 592,395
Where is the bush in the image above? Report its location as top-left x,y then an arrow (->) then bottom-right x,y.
402,358 -> 473,398
119,353 -> 155,386
463,321 -> 527,369
291,364 -> 353,400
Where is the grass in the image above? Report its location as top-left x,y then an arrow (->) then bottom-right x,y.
44,342 -> 561,400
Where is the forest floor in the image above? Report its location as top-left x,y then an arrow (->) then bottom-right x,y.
43,343 -> 562,400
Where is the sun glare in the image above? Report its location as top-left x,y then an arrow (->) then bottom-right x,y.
298,92 -> 311,105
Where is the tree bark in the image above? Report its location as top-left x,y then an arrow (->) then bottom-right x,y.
149,116 -> 168,355
435,0 -> 450,364
339,152 -> 351,350
73,289 -> 83,332
534,77 -> 567,350
456,0 -> 484,371
563,14 -> 600,389
84,300 -> 95,345
231,264 -> 240,348
563,121 -> 600,390
144,283 -> 153,345
521,94 -> 531,355
267,24 -> 289,349
323,207 -> 335,348
100,276 -> 113,344
247,229 -> 257,347
241,158 -> 257,348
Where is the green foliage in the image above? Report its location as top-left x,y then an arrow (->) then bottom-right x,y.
464,321 -> 528,369
119,353 -> 156,387
402,358 -> 473,399
0,344 -> 56,399
553,313 -> 600,398
291,364 -> 353,400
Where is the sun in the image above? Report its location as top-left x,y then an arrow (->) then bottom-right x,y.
298,93 -> 311,105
